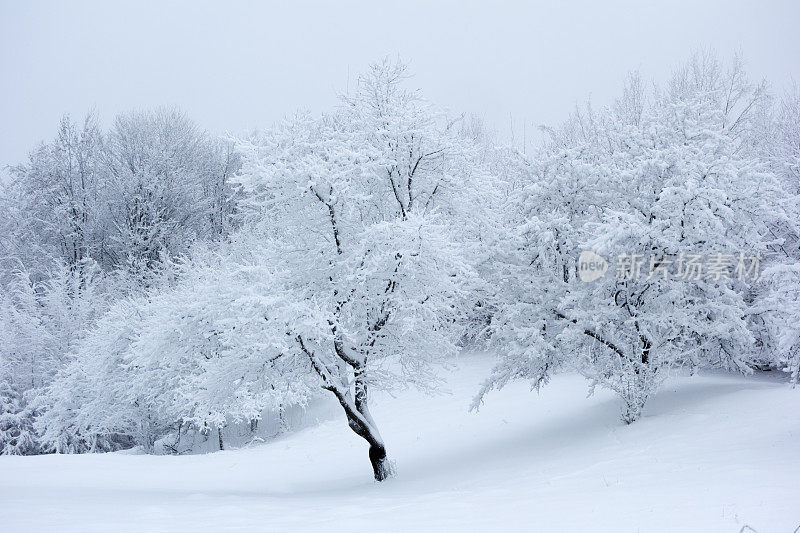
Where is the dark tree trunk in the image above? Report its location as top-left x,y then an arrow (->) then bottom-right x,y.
328,375 -> 394,481
298,335 -> 394,481
278,403 -> 288,433
353,374 -> 393,481
217,426 -> 224,451
368,441 -> 392,481
340,407 -> 394,482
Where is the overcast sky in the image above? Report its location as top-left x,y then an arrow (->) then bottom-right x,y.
1,0 -> 799,178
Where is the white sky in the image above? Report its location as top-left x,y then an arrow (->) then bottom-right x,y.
1,0 -> 799,177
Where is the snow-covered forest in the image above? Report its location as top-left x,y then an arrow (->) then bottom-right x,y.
1,4 -> 799,529
3,53 -> 798,458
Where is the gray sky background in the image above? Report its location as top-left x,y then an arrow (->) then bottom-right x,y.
1,0 -> 799,179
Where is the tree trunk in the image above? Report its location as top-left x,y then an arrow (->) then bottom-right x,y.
340,407 -> 394,481
621,399 -> 643,425
298,336 -> 394,481
353,374 -> 394,481
368,441 -> 392,481
328,376 -> 394,481
217,426 -> 224,451
278,403 -> 288,433
620,373 -> 650,424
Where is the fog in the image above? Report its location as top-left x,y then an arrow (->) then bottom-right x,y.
1,0 -> 799,175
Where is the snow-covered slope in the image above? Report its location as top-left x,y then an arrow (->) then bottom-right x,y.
1,355 -> 797,532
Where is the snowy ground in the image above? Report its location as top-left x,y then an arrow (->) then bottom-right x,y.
1,354 -> 798,532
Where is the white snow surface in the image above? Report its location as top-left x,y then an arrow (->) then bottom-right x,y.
1,354 -> 798,532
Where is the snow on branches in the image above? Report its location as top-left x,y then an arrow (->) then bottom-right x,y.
476,54 -> 790,423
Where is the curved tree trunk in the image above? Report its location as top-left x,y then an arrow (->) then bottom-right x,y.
298,335 -> 395,481
354,373 -> 394,481
341,409 -> 393,481
334,376 -> 394,481
338,383 -> 394,481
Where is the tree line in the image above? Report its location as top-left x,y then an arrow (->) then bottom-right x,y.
1,54 -> 798,481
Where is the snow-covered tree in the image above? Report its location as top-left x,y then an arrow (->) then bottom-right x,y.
1,108 -> 240,454
233,60 -> 486,479
4,113 -> 105,280
104,108 -> 237,286
0,260 -> 108,454
3,108 -> 238,286
477,54 -> 785,422
36,240 -> 312,453
758,264 -> 800,384
753,85 -> 800,382
38,62 -> 489,472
